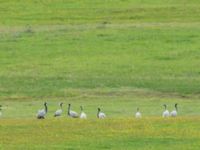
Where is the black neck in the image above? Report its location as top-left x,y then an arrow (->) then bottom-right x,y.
80,106 -> 83,112
97,109 -> 100,118
68,105 -> 70,115
45,104 -> 48,113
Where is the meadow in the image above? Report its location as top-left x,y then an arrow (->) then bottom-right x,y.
1,0 -> 200,149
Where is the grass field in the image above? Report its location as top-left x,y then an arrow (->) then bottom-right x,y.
1,117 -> 200,150
1,0 -> 200,149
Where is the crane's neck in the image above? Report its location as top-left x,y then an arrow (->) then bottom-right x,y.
45,104 -> 48,113
97,109 -> 100,118
68,105 -> 71,115
80,106 -> 83,112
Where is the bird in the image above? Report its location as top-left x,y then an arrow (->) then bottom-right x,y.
170,103 -> 178,117
0,105 -> 2,117
162,104 -> 170,118
97,108 -> 106,119
37,102 -> 48,119
54,102 -> 63,117
67,104 -> 79,118
80,106 -> 87,119
135,107 -> 142,118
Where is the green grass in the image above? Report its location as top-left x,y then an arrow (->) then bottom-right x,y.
1,25 -> 200,97
1,0 -> 200,149
1,117 -> 200,150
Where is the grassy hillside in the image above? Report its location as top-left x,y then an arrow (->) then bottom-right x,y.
1,1 -> 200,98
1,26 -> 200,98
1,0 -> 200,26
0,0 -> 200,149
